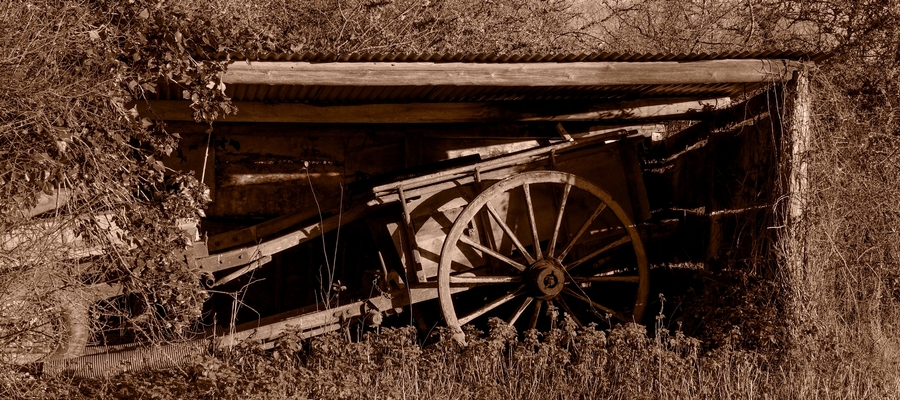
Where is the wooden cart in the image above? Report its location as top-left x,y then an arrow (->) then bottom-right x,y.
195,131 -> 653,346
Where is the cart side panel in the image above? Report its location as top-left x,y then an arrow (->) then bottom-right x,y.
382,139 -> 648,280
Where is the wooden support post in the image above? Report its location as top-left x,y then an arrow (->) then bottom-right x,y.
788,70 -> 810,224
785,67 -> 813,315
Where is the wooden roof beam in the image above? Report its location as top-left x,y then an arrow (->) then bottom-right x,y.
137,97 -> 731,123
223,59 -> 799,86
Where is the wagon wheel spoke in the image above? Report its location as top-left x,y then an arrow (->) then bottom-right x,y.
459,235 -> 527,271
527,299 -> 544,330
448,275 -> 522,285
507,296 -> 533,326
564,235 -> 632,271
571,275 -> 640,283
547,183 -> 572,258
484,203 -> 535,265
557,203 -> 607,262
555,295 -> 584,328
563,287 -> 628,323
522,183 -> 542,260
459,286 -> 526,325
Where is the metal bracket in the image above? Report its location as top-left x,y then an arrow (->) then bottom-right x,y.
197,249 -> 257,273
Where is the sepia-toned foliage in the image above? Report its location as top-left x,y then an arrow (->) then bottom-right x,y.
189,0 -> 593,54
0,0 -> 234,352
0,0 -> 596,365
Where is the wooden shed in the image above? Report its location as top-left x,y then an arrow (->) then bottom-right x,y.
131,51 -> 819,345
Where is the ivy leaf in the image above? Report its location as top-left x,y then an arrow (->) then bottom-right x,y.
138,8 -> 150,19
141,82 -> 157,94
153,160 -> 166,172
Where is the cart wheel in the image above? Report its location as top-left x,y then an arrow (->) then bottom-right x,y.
437,171 -> 649,343
0,280 -> 89,364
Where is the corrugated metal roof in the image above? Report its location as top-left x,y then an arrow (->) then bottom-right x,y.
219,50 -> 828,63
151,51 -> 824,105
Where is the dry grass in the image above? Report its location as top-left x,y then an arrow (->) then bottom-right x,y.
6,314 -> 895,399
0,322 -> 782,399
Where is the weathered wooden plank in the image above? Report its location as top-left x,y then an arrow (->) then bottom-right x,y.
197,205 -> 374,273
137,97 -> 729,123
578,124 -> 666,141
217,285 -> 456,345
164,120 -> 570,138
206,208 -> 323,252
368,132 -> 620,201
224,60 -> 799,87
369,150 -> 560,203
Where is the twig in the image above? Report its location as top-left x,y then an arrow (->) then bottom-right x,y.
200,124 -> 213,185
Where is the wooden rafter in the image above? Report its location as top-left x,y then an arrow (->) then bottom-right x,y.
137,97 -> 730,123
223,59 -> 799,87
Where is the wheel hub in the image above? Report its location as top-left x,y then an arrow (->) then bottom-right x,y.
526,259 -> 565,300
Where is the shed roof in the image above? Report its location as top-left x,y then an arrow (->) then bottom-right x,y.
142,51 -> 822,123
